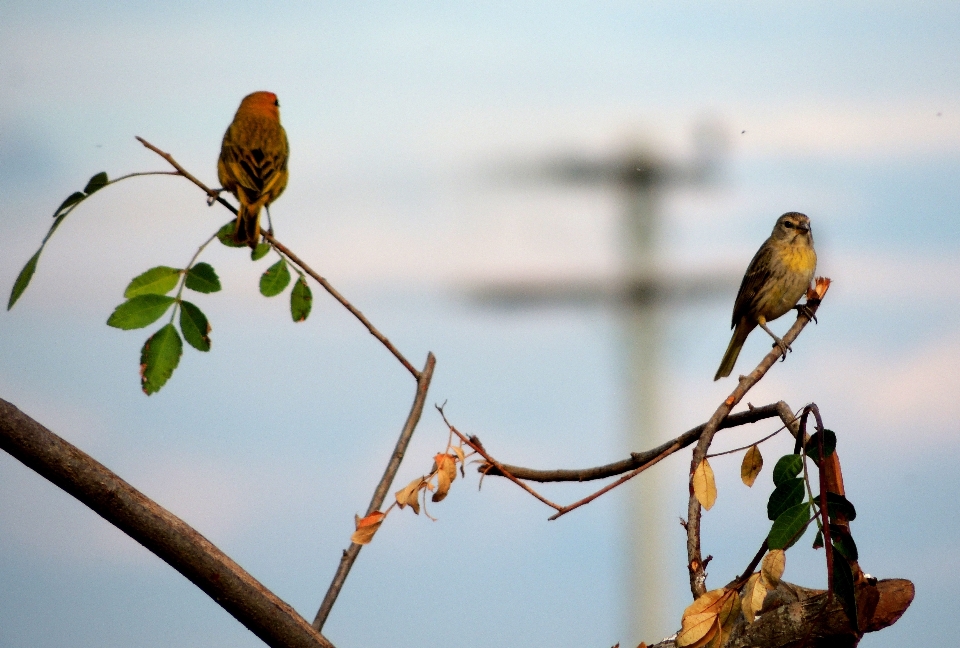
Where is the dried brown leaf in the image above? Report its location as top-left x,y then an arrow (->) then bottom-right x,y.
761,549 -> 786,588
432,453 -> 458,502
693,458 -> 717,510
677,588 -> 728,647
716,589 -> 741,647
350,511 -> 386,545
395,476 -> 425,515
740,444 -> 763,487
740,572 -> 765,624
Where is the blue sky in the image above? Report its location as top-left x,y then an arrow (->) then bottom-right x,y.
2,2 -> 959,647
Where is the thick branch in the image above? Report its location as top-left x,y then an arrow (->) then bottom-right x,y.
0,398 -> 334,648
481,402 -> 786,483
312,353 -> 435,631
649,578 -> 914,648
687,286 -> 829,598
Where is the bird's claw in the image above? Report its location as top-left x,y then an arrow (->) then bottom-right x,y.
794,303 -> 818,324
774,338 -> 792,361
206,188 -> 224,206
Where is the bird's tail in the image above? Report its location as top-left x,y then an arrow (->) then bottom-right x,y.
714,320 -> 752,381
233,203 -> 263,249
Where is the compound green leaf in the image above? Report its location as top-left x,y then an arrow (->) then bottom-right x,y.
831,546 -> 858,632
290,277 -> 312,322
124,266 -> 181,298
185,262 -> 221,293
767,477 -> 805,521
140,324 -> 182,395
179,300 -> 211,352
260,259 -> 290,297
217,221 -> 246,248
767,501 -> 811,550
53,192 -> 85,218
107,295 -> 175,330
251,243 -> 271,261
83,171 -> 109,195
805,429 -> 837,464
772,454 -> 803,487
8,249 -> 41,310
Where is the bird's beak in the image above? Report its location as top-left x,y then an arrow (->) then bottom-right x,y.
796,224 -> 810,232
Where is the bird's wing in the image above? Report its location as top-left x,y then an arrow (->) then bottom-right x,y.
730,242 -> 774,328
223,145 -> 285,204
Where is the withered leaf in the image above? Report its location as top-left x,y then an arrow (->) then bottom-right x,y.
432,453 -> 458,503
761,549 -> 786,587
692,458 -> 717,510
677,588 -> 728,647
395,476 -> 425,515
716,587 -> 741,647
452,445 -> 466,476
350,511 -> 386,545
740,572 -> 766,624
740,444 -> 763,487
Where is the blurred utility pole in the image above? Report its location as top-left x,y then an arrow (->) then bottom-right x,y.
471,126 -> 733,643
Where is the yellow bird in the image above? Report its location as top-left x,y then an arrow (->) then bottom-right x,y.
218,91 -> 289,248
714,212 -> 817,381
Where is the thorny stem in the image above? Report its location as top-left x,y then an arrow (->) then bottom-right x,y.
134,136 -> 422,381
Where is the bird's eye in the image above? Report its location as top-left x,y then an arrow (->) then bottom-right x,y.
783,221 -> 795,229
274,99 -> 280,107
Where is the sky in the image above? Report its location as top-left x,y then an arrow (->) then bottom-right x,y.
2,2 -> 959,647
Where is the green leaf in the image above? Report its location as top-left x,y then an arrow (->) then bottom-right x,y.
8,249 -> 41,310
772,454 -> 803,487
767,477 -> 805,521
290,277 -> 312,322
805,429 -> 837,464
812,529 -> 824,549
251,242 -> 271,261
53,191 -> 85,218
217,221 -> 246,248
83,171 -> 109,195
179,300 -> 211,352
260,259 -> 291,297
816,492 -> 857,522
140,324 -> 182,395
124,266 -> 181,298
831,546 -> 859,632
107,295 -> 175,330
185,262 -> 222,293
767,501 -> 811,550
831,528 -> 859,561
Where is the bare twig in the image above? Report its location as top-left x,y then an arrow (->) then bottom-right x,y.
686,283 -> 830,599
313,353 -> 435,631
266,235 -> 420,379
436,405 -> 563,511
482,403 -> 787,483
0,398 -> 334,648
134,136 -> 421,381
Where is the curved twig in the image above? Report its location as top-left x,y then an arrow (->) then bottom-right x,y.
481,403 -> 787,483
134,136 -> 421,380
686,281 -> 830,599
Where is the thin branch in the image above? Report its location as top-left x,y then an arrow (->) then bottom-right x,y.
312,352 -> 435,631
134,136 -> 421,381
436,405 -> 563,511
0,398 -> 334,648
705,421 -> 791,458
686,282 -> 830,599
547,442 -> 677,520
481,402 -> 786,483
266,235 -> 420,379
